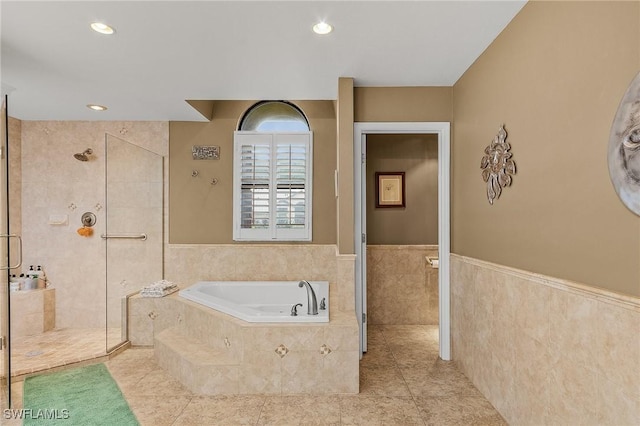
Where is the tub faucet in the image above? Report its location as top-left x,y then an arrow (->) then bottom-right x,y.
298,280 -> 318,315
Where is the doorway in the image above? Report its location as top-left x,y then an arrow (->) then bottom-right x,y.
354,122 -> 450,360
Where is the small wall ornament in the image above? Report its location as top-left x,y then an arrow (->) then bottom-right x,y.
481,125 -> 516,205
192,145 -> 220,160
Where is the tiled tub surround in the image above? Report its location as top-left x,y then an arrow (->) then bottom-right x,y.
164,244 -> 356,315
451,254 -> 640,425
367,245 -> 439,325
129,293 -> 359,395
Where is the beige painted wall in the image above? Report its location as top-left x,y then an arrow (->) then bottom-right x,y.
169,100 -> 337,244
366,134 -> 438,245
335,86 -> 452,253
452,1 -> 640,296
337,78 -> 355,254
354,87 -> 453,123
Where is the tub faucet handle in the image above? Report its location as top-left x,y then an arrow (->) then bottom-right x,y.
291,303 -> 303,316
320,297 -> 326,310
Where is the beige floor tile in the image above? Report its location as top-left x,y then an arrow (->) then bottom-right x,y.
126,395 -> 192,426
414,395 -> 507,426
340,395 -> 423,425
359,366 -> 411,397
390,346 -> 440,369
9,381 -> 23,409
10,324 -> 503,426
10,328 -> 119,377
380,325 -> 439,344
173,395 -> 266,426
360,346 -> 396,369
401,361 -> 484,398
105,348 -> 158,388
365,326 -> 386,345
257,395 -> 341,425
119,368 -> 193,398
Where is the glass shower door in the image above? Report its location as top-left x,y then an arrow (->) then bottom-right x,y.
0,94 -> 9,409
0,94 -> 21,408
105,134 -> 163,351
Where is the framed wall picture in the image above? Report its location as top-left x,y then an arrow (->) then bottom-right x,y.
375,172 -> 405,208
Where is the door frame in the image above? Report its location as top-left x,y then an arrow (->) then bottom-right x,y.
354,122 -> 451,360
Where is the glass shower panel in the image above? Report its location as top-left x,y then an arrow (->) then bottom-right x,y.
0,95 -> 10,408
105,135 -> 163,351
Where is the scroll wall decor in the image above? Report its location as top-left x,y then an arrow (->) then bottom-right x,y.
481,125 -> 516,205
608,72 -> 640,215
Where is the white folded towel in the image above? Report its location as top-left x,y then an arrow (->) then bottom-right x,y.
140,280 -> 178,297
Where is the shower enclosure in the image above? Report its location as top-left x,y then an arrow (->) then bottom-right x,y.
0,116 -> 163,408
105,134 -> 163,350
1,95 -> 15,408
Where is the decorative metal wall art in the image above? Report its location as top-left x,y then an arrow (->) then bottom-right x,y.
192,145 -> 220,160
481,125 -> 516,205
608,72 -> 640,216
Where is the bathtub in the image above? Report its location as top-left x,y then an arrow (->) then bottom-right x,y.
179,281 -> 329,323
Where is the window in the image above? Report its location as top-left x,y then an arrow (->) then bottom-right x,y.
239,101 -> 309,132
234,101 -> 312,241
233,132 -> 312,241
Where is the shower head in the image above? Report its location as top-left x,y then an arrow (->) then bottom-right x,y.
74,148 -> 93,162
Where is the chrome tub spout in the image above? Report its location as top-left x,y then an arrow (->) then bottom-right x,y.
298,280 -> 318,315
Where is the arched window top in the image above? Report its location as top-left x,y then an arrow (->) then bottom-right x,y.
239,101 -> 310,132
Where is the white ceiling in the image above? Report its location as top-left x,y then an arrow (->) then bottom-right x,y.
1,1 -> 526,121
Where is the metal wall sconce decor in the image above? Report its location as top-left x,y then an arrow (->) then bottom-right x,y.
481,125 -> 516,205
608,72 -> 640,216
192,145 -> 220,160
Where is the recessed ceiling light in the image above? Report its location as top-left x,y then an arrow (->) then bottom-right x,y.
312,21 -> 333,35
87,104 -> 107,111
90,22 -> 115,35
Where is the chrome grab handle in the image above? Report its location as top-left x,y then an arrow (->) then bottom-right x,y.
0,234 -> 22,270
100,233 -> 147,241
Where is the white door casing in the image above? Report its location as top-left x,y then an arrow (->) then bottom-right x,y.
354,122 -> 451,361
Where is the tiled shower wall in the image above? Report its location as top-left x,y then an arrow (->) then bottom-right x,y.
366,245 -> 438,325
451,254 -> 640,425
19,121 -> 168,329
8,118 -> 21,258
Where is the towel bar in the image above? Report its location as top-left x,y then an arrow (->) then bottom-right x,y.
100,233 -> 147,241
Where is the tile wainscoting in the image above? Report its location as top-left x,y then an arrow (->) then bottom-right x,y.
451,254 -> 640,425
367,245 -> 439,325
164,244 -> 356,316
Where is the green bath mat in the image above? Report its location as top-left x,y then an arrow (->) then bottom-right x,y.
22,363 -> 138,426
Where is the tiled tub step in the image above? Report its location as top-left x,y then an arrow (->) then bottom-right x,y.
134,293 -> 360,395
154,326 -> 239,394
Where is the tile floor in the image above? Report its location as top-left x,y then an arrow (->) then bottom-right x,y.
7,325 -> 506,425
9,328 -> 123,377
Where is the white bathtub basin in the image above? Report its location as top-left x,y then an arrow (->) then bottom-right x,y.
179,281 -> 329,323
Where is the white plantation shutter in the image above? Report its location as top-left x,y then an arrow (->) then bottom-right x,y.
234,132 -> 312,241
240,141 -> 270,229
